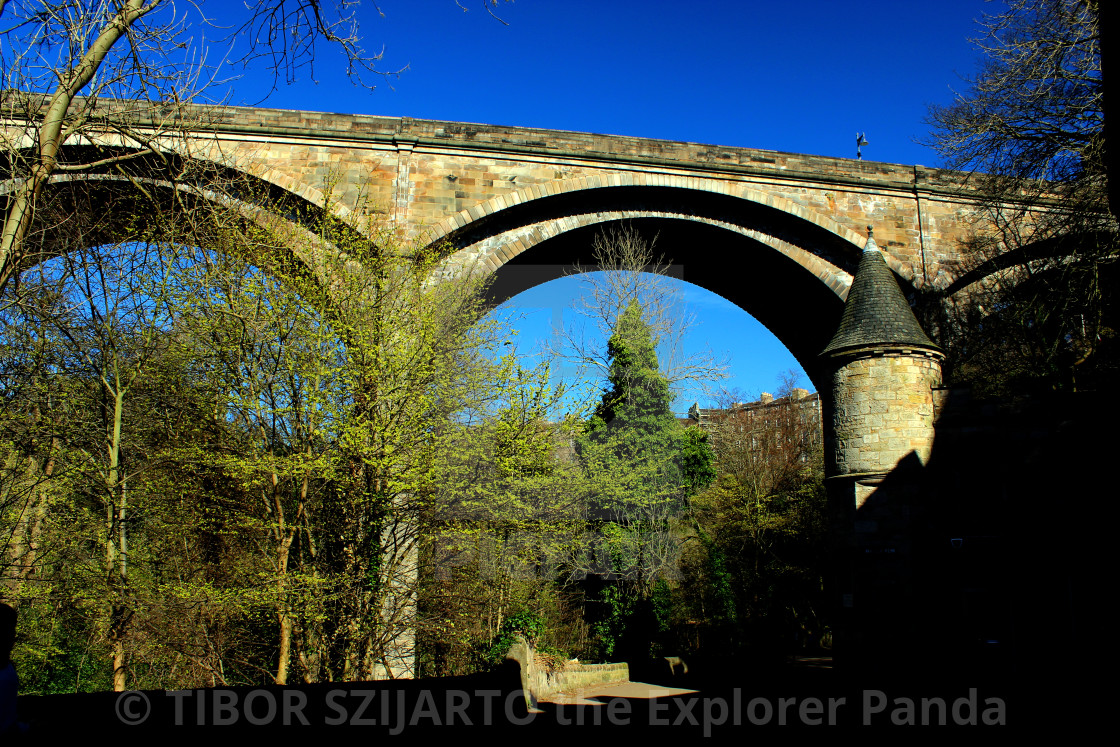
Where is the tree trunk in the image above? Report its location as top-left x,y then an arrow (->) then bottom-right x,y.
106,386 -> 129,692
275,527 -> 294,685
112,634 -> 127,692
277,608 -> 292,686
0,0 -> 155,292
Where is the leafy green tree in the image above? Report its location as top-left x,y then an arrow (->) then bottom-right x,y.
0,237 -> 298,692
576,299 -> 714,660
579,300 -> 695,579
417,347 -> 591,677
152,245 -> 347,686
685,379 -> 828,655
0,238 -> 214,691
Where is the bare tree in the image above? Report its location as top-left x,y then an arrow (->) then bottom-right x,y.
549,224 -> 728,405
0,0 -> 512,293
702,371 -> 822,519
925,0 -> 1117,393
686,371 -> 827,649
927,0 -> 1103,200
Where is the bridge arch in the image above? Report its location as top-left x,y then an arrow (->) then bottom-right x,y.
9,148 -> 369,308
427,177 -> 926,386
182,140 -> 365,229
940,231 -> 1113,299
424,175 -> 922,282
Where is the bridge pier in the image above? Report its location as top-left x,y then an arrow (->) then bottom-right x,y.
818,229 -> 945,670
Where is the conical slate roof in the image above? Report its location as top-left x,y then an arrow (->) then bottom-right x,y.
821,233 -> 940,357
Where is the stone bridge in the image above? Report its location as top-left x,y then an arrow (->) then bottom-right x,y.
21,103 -> 991,382
8,103 -> 1039,673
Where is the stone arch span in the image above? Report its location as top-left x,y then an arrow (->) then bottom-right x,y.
940,231 -> 1113,299
428,179 -> 927,386
424,175 -> 921,283
12,149 -> 367,304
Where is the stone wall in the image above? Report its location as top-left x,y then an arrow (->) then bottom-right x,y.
40,103 -> 991,293
505,636 -> 629,708
826,349 -> 943,482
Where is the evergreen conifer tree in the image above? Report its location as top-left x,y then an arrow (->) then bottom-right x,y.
577,299 -> 713,659
577,299 -> 713,578
582,299 -> 679,483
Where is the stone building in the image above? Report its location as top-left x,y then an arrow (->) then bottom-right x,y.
820,228 -> 944,506
683,389 -> 823,464
685,389 -> 821,437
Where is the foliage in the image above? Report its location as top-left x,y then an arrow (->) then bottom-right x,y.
679,426 -> 718,497
588,580 -> 634,661
682,378 -> 828,656
0,183 -> 586,691
483,609 -> 544,666
649,577 -> 674,652
574,298 -> 715,662
416,344 -> 592,677
696,529 -> 737,627
416,565 -> 589,678
577,299 -> 711,581
0,0 -> 573,694
0,233 -> 333,690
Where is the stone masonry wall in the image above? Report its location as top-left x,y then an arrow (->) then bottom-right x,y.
0,103 -> 999,293
505,636 -> 629,708
827,350 -> 943,478
166,106 -> 990,292
3,104 -> 1000,301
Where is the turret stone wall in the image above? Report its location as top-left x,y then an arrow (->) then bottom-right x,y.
826,349 -> 943,484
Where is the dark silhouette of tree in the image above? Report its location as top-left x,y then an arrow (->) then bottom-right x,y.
926,0 -> 1117,394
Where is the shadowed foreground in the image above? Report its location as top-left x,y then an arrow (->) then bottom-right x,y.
14,653 -> 1060,735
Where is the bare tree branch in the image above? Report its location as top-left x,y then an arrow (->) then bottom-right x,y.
546,224 -> 729,407
923,0 -> 1119,394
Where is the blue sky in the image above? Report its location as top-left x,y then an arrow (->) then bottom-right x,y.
220,0 -> 997,412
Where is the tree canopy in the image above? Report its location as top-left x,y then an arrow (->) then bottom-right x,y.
927,0 -> 1103,191
586,299 -> 676,446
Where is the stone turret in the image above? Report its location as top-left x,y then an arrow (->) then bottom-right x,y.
821,228 -> 943,502
821,227 -> 945,666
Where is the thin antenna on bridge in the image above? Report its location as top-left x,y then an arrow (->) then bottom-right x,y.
856,132 -> 869,160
